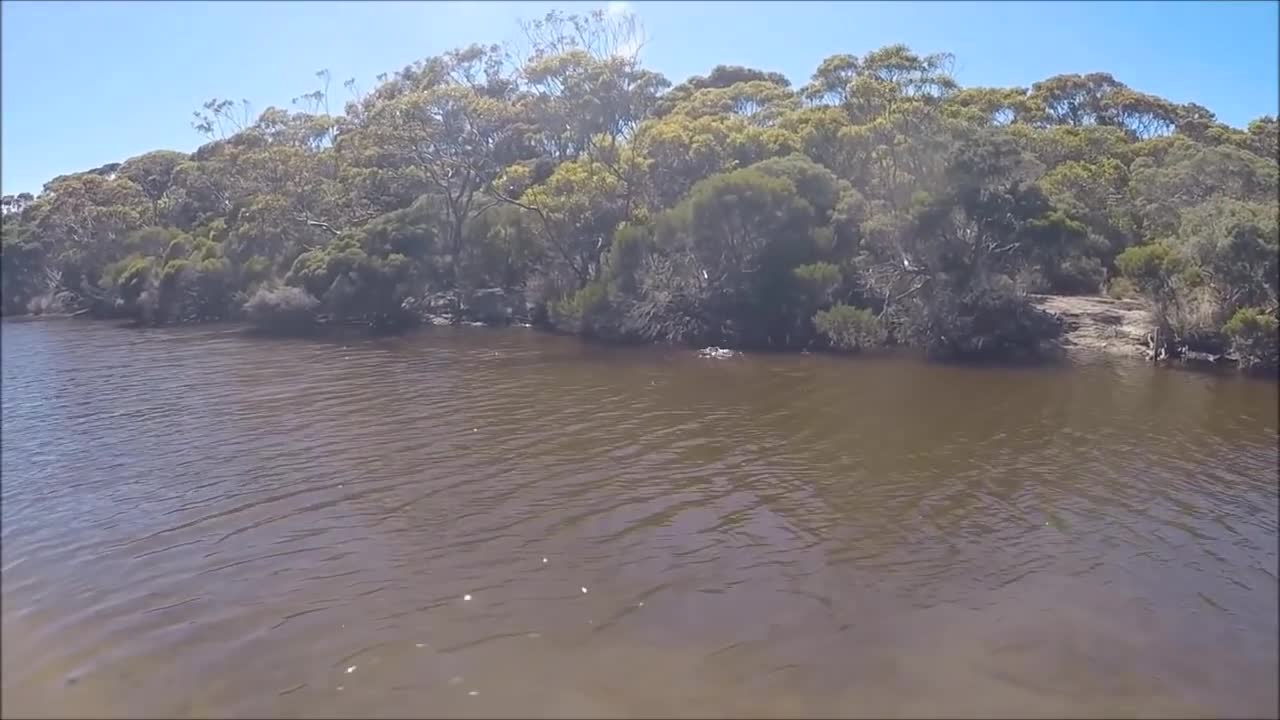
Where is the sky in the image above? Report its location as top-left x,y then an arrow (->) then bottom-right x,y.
2,0 -> 1277,196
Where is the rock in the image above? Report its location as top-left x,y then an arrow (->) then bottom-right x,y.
1029,294 -> 1154,359
405,289 -> 532,326
403,294 -> 461,325
403,291 -> 459,315
400,297 -> 422,315
426,291 -> 462,314
1181,348 -> 1224,364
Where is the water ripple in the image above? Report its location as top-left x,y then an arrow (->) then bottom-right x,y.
2,319 -> 1277,718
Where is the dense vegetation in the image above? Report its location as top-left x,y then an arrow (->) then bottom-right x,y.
2,10 -> 1276,366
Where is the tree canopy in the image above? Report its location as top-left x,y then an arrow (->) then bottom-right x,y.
3,9 -> 1276,365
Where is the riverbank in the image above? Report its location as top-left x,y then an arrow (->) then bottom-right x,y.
0,292 -> 1169,361
14,290 -> 1276,377
265,291 -> 1169,366
1029,294 -> 1155,360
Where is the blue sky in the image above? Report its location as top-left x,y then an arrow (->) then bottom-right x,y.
2,0 -> 1277,196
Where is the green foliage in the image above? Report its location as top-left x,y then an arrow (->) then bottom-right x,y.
1115,243 -> 1185,295
1115,228 -> 1276,354
1,230 -> 48,315
1174,198 -> 1278,311
107,255 -> 155,304
125,226 -> 183,257
237,255 -> 271,285
550,280 -> 611,336
459,205 -> 541,290
1,17 -> 1274,369
1222,307 -> 1279,371
793,262 -> 842,303
285,235 -> 420,326
1106,276 -> 1140,300
645,165 -> 830,347
813,304 -> 884,351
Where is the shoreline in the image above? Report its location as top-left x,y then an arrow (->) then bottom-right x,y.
10,293 -> 1269,379
5,292 -> 1159,363
7,298 -> 1278,380
1028,294 -> 1155,361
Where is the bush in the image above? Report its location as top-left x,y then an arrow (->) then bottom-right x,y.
1115,242 -> 1217,345
244,286 -> 320,333
107,255 -> 155,305
813,304 -> 885,351
1106,276 -> 1139,300
26,291 -> 68,316
1223,307 -> 1279,371
1115,243 -> 1184,292
793,262 -> 843,303
549,281 -> 612,336
1044,255 -> 1105,295
180,258 -> 236,322
2,237 -> 47,315
240,255 -> 273,286
1162,283 -> 1223,345
909,284 -> 1063,361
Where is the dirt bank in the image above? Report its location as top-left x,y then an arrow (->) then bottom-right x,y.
1031,294 -> 1154,359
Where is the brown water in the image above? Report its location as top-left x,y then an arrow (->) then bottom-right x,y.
2,319 -> 1277,719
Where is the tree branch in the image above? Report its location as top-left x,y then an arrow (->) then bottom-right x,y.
294,214 -> 341,236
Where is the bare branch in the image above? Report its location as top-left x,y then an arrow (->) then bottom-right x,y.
293,214 -> 341,236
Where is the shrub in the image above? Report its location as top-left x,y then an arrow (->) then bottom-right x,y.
909,284 -> 1063,361
1115,243 -> 1184,293
1162,283 -> 1223,346
1115,242 -> 1214,343
2,237 -> 47,315
793,262 -> 842,303
549,281 -> 612,336
813,304 -> 885,351
1106,276 -> 1139,300
108,255 -> 155,305
243,286 -> 319,333
183,258 -> 236,322
1044,255 -> 1105,295
26,292 -> 68,316
240,255 -> 273,286
1223,307 -> 1279,371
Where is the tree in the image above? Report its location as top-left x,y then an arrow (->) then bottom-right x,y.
855,131 -> 1069,357
656,64 -> 790,118
2,220 -> 47,314
1,192 -> 35,217
119,150 -> 189,224
1130,141 -> 1279,237
25,172 -> 150,292
4,24 -> 1274,372
353,70 -> 514,281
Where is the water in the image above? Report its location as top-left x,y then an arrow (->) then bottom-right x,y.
2,318 -> 1277,718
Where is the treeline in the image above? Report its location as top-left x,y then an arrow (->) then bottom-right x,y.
2,10 -> 1276,366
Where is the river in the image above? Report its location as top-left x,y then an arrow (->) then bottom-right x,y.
2,318 -> 1277,718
